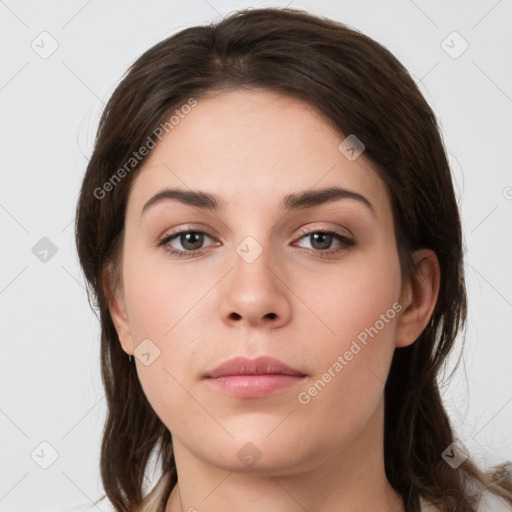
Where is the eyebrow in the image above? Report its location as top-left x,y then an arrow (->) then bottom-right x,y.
141,186 -> 375,216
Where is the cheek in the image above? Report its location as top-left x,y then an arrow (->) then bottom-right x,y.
122,246 -> 201,343
295,246 -> 402,351
121,249 -> 212,417
293,250 -> 401,430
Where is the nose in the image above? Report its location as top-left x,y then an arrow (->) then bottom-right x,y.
219,242 -> 292,329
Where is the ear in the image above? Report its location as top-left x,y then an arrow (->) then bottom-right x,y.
102,265 -> 135,356
395,249 -> 440,348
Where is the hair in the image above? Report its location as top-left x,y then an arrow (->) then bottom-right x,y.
75,7 -> 512,512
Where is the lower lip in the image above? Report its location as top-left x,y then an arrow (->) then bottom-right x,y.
205,374 -> 305,398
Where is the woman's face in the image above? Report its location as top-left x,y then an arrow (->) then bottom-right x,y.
112,89 -> 405,474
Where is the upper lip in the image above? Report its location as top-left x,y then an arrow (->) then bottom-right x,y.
205,356 -> 305,378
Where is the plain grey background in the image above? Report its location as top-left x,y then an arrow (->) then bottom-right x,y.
1,0 -> 511,510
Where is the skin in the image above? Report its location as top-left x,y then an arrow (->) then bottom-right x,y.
107,89 -> 440,512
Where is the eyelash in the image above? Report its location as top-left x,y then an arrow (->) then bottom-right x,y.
158,227 -> 355,259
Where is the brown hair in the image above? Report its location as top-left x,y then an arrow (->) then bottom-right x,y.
75,7 -> 512,512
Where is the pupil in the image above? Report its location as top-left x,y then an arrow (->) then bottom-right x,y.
182,232 -> 203,250
311,233 -> 332,250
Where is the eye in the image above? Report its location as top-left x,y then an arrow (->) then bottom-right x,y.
158,228 -> 355,259
294,230 -> 355,255
158,230 -> 216,257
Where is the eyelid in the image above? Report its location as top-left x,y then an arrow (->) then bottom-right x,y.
158,224 -> 218,242
295,224 -> 355,240
291,224 -> 356,255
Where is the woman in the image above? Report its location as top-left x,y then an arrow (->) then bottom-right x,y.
75,7 -> 512,512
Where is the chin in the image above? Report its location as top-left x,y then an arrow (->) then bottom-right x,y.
197,429 -> 320,475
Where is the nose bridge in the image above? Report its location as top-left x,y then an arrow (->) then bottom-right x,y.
233,234 -> 274,291
219,233 -> 291,327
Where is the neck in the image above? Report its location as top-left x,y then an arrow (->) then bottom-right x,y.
165,399 -> 403,512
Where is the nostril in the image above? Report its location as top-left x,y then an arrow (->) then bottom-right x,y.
230,312 -> 242,320
266,312 -> 277,320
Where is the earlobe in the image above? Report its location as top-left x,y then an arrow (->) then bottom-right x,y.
102,266 -> 134,356
395,249 -> 440,348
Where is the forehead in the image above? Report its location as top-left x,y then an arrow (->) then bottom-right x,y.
126,89 -> 390,218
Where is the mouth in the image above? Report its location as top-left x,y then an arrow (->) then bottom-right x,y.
203,356 -> 307,399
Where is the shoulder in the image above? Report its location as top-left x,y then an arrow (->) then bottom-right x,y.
419,497 -> 439,511
419,490 -> 512,511
476,489 -> 512,511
